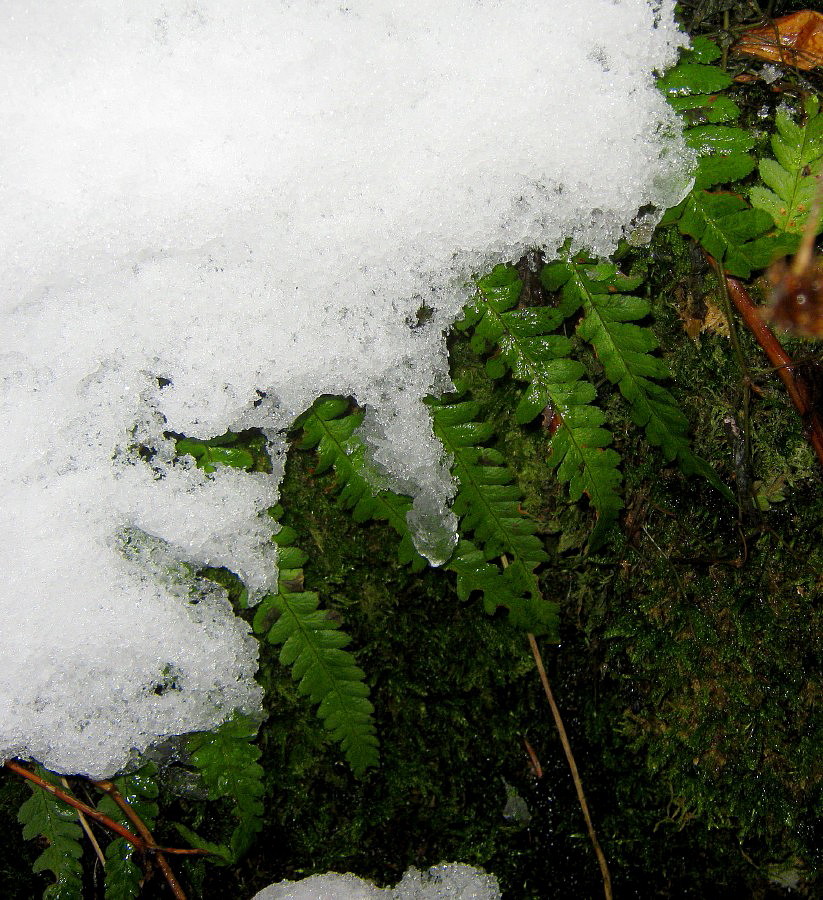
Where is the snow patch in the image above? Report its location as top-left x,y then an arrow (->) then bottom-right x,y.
0,0 -> 691,776
251,863 -> 501,900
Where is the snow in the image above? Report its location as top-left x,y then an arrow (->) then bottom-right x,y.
0,0 -> 692,777
251,863 -> 501,900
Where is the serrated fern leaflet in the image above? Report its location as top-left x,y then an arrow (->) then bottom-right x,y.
460,263 -> 623,545
18,767 -> 83,900
428,396 -> 558,637
253,523 -> 379,777
750,96 -> 823,236
660,38 -> 800,275
555,257 -> 732,499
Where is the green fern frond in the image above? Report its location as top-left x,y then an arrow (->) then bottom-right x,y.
254,523 -> 379,776
750,96 -> 823,235
549,257 -> 732,499
297,396 -> 427,571
95,764 -> 159,899
667,192 -> 787,277
460,263 -> 623,545
175,429 -> 271,474
447,539 -> 536,627
660,39 -> 798,276
184,714 -> 265,862
657,38 -> 753,192
429,396 -> 558,637
18,767 -> 83,900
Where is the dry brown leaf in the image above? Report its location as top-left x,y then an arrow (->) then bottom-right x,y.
733,11 -> 823,71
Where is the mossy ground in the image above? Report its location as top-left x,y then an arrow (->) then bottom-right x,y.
181,230 -> 819,898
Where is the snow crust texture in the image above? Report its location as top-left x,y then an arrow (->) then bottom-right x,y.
0,0 -> 691,777
251,863 -> 501,900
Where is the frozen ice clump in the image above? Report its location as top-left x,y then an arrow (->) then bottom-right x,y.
251,873 -> 383,900
0,0 -> 692,776
392,864 -> 501,899
251,863 -> 500,900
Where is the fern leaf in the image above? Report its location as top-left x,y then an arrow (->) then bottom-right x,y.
253,526 -> 379,776
447,539 -> 552,631
429,397 -> 558,637
657,62 -> 733,97
660,39 -> 756,173
175,430 -> 261,473
557,258 -> 732,499
667,93 -> 741,126
750,97 -> 823,235
464,264 -> 623,543
660,40 -> 799,275
297,396 -> 427,571
18,768 -> 83,900
185,713 -> 265,861
668,191 -> 788,278
95,764 -> 159,900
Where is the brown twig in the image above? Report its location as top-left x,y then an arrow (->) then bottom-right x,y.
4,761 -> 207,858
527,633 -> 613,900
94,779 -> 188,900
5,760 -> 148,849
723,274 -> 823,466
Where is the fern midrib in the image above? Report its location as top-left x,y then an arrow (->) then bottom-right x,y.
780,121 -> 817,230
275,590 -> 367,730
571,270 -> 686,457
476,286 -> 614,496
434,423 -> 537,596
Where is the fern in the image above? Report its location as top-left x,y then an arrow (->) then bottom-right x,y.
181,714 -> 265,863
95,765 -> 159,899
459,263 -> 623,546
18,768 -> 84,900
750,96 -> 823,235
174,429 -> 272,474
428,395 -> 558,637
660,37 -> 799,275
548,256 -> 732,499
296,396 -> 427,571
253,521 -> 379,777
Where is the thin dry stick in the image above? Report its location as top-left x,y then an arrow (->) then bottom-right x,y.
60,776 -> 106,868
527,633 -> 613,900
93,779 -> 188,900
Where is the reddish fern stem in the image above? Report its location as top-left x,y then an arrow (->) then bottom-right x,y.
4,760 -> 145,849
724,275 -> 823,466
4,761 -> 207,858
94,778 -> 188,900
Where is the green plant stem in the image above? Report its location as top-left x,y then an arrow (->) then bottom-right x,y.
712,259 -> 755,512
